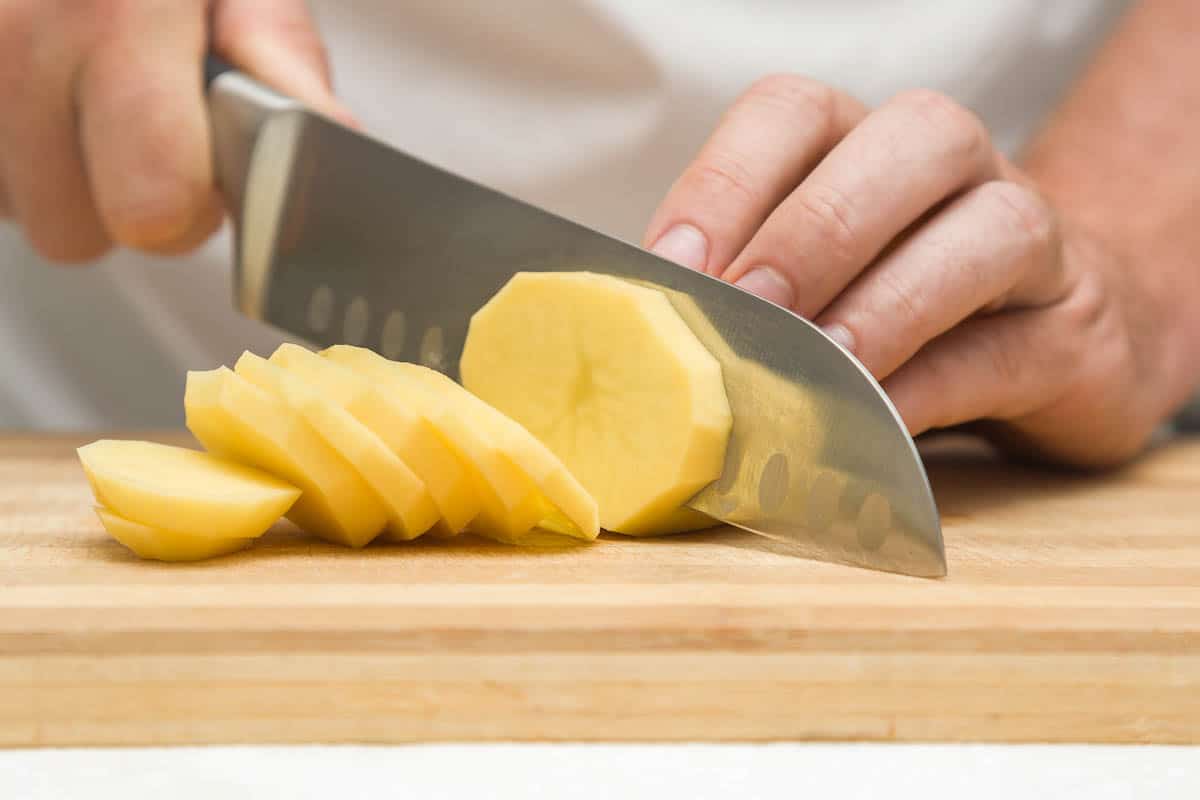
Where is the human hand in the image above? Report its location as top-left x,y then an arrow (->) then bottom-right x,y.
645,75 -> 1180,467
0,0 -> 352,262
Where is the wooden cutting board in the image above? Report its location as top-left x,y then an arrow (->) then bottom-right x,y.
1,432 -> 1197,747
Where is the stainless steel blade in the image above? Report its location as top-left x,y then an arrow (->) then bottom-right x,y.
210,80 -> 945,577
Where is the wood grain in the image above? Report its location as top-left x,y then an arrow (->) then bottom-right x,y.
1,431 -> 1198,746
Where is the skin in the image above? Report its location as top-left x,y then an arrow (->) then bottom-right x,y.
2,1 -> 1197,467
644,0 -> 1200,468
0,0 -> 352,260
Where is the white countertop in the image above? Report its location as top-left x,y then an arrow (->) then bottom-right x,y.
3,744 -> 1197,799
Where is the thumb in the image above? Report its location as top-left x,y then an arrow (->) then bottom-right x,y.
212,0 -> 359,127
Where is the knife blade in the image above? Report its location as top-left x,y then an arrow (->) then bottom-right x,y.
206,59 -> 946,577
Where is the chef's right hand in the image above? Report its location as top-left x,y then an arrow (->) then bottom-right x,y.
0,0 -> 353,263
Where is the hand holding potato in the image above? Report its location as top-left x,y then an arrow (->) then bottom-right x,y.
0,0 -> 351,262
645,75 -> 1190,467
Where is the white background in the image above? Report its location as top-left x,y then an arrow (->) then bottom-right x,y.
3,744 -> 1197,799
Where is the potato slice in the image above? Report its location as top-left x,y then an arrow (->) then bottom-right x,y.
95,506 -> 253,562
269,343 -> 478,535
245,350 -> 439,541
460,272 -> 732,535
322,345 -> 598,544
185,366 -> 387,547
322,346 -> 538,541
399,363 -> 599,543
77,439 -> 299,539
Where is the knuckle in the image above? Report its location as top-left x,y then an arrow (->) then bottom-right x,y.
740,73 -> 840,141
1057,266 -> 1112,344
875,267 -> 925,327
893,88 -> 988,164
978,181 -> 1058,252
744,73 -> 836,117
686,154 -> 761,208
792,181 -> 860,264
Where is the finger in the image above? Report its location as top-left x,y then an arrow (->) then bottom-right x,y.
0,14 -> 110,262
724,89 -> 1002,316
78,2 -> 223,253
643,75 -> 866,274
883,278 -> 1144,468
815,181 -> 1069,380
883,297 -> 1087,438
213,0 -> 358,126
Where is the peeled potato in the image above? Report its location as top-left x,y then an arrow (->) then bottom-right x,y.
269,343 -> 478,535
460,272 -> 732,535
185,366 -> 387,547
251,349 -> 440,541
633,506 -> 724,536
77,439 -> 299,539
323,345 -> 598,545
95,506 -> 253,562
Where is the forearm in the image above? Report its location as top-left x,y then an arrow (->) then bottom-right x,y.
1021,0 -> 1200,420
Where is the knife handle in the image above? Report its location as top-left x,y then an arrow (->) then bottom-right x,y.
204,53 -> 297,220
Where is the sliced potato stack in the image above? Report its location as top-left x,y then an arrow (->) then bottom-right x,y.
324,346 -> 599,545
185,364 -> 388,547
269,344 -> 478,537
77,272 -> 735,560
240,350 -> 441,542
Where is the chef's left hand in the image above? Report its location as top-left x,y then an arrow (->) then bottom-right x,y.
644,75 -> 1178,467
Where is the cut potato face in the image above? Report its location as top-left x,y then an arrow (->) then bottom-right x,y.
185,366 -> 387,547
77,440 -> 299,540
256,349 -> 440,541
668,290 -> 825,465
95,506 -> 253,562
269,344 -> 478,534
322,345 -> 598,544
460,272 -> 732,535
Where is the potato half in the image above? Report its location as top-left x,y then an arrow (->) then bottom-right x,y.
460,272 -> 732,535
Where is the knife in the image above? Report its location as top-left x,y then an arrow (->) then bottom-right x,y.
205,56 -> 946,577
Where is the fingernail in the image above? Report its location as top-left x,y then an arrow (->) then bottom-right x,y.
651,224 -> 708,272
822,323 -> 856,353
734,267 -> 795,309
